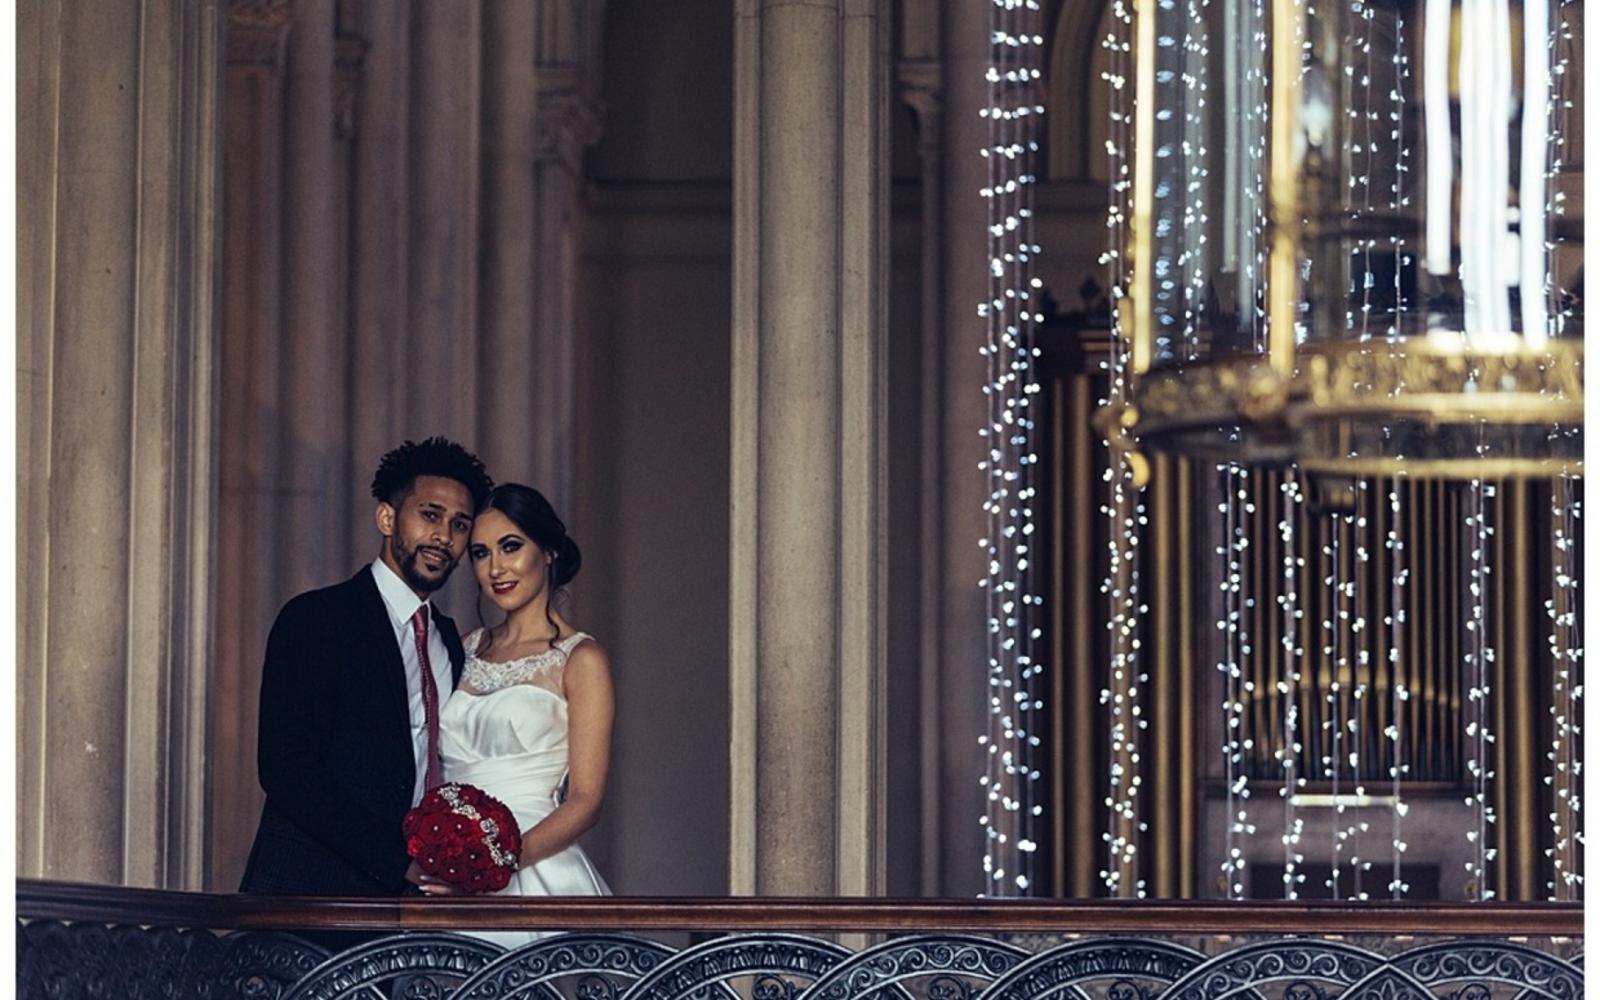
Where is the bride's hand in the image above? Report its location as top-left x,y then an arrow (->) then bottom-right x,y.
404,859 -> 460,896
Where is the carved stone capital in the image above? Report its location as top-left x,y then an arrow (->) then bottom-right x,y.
226,0 -> 289,68
535,72 -> 605,175
896,59 -> 943,146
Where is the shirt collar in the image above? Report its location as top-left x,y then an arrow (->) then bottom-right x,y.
371,557 -> 430,631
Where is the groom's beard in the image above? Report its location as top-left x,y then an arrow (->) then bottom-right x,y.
390,536 -> 458,594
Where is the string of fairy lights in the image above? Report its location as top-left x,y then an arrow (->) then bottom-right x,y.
1380,0 -> 1415,904
1098,0 -> 1145,898
1542,0 -> 1582,902
1385,482 -> 1411,898
978,0 -> 1046,898
1463,470 -> 1498,900
1218,462 -> 1254,898
1066,0 -> 1582,903
1178,0 -> 1211,363
1277,470 -> 1307,898
1547,464 -> 1583,899
1321,494 -> 1345,895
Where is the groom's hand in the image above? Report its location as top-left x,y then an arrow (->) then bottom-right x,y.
404,859 -> 461,896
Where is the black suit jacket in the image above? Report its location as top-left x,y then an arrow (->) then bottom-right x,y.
239,566 -> 465,895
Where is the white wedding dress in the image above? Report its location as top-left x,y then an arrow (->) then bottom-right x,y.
439,628 -> 610,946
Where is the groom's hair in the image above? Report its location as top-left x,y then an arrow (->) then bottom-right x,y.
370,437 -> 493,509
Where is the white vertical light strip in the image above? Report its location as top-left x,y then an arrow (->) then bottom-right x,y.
1227,0 -> 1268,348
1390,6 -> 1410,342
1484,0 -> 1514,337
1386,482 -> 1410,898
1218,464 -> 1254,898
1278,470 -> 1306,899
1463,471 -> 1499,900
1457,0 -> 1488,336
1547,470 -> 1582,899
1247,0 -> 1269,351
1519,0 -> 1551,346
1422,0 -> 1453,278
1223,0 -> 1241,276
1180,0 -> 1210,361
1099,0 -> 1143,899
1323,504 -> 1343,898
1348,483 -> 1373,900
980,0 -> 1045,898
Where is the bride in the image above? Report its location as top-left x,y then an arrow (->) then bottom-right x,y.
429,482 -> 613,938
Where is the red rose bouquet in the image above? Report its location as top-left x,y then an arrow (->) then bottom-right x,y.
402,782 -> 522,893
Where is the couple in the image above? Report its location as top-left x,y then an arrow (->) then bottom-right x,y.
239,438 -> 611,930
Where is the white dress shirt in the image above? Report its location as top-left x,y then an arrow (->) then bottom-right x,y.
370,558 -> 455,807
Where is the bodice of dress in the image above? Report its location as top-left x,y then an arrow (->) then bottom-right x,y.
439,629 -> 591,831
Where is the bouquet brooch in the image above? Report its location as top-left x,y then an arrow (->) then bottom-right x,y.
402,782 -> 522,893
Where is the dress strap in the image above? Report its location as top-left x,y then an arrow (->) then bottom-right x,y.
556,631 -> 591,659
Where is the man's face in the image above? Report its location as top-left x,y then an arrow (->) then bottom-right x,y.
377,475 -> 476,596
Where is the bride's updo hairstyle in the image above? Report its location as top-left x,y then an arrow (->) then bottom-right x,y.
481,483 -> 583,590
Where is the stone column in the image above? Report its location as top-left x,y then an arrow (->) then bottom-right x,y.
933,0 -> 992,896
406,1 -> 482,443
529,71 -> 602,513
729,0 -> 891,897
277,0 -> 344,598
477,3 -> 543,485
347,0 -> 410,560
213,0 -> 291,891
897,14 -> 945,896
17,0 -> 220,889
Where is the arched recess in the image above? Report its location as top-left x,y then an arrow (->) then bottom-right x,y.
573,0 -> 734,896
1046,0 -> 1116,182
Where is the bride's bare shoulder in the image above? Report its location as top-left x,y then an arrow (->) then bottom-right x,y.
563,637 -> 611,680
461,626 -> 489,653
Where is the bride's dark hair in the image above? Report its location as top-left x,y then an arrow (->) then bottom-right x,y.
478,483 -> 582,645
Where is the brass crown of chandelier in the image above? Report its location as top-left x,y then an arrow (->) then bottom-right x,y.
1110,0 -> 1582,481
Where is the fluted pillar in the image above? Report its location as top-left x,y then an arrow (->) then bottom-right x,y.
213,0 -> 291,891
17,0 -> 220,888
528,73 -> 601,513
406,1 -> 482,442
278,0 -> 344,598
477,3 -> 542,485
346,0 -> 410,561
932,0 -> 992,897
729,0 -> 891,896
897,0 -> 944,897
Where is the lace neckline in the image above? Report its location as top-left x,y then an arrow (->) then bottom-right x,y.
458,629 -> 590,697
468,629 -> 588,666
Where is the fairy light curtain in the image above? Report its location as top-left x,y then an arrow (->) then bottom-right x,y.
1071,0 -> 1584,901
980,0 -> 1048,897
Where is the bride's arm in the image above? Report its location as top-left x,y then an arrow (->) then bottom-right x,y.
517,641 -> 615,867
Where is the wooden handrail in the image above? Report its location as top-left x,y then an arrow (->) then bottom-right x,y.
15,879 -> 1583,935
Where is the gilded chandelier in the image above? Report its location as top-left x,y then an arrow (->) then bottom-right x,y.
1113,0 -> 1582,479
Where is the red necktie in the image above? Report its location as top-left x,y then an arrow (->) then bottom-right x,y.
410,607 -> 444,792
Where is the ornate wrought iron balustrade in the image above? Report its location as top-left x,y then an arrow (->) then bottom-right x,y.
17,879 -> 1583,1000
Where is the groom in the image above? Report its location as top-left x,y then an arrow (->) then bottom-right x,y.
240,437 -> 493,895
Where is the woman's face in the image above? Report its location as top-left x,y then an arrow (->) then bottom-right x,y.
468,508 -> 552,615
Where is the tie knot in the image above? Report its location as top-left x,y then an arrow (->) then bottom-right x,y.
411,606 -> 429,640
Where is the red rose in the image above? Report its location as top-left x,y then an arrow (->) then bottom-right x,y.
401,782 -> 523,894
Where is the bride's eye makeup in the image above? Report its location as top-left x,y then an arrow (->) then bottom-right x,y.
468,544 -> 490,561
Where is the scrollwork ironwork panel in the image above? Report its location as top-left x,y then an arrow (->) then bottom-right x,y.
14,923 -> 1583,1000
454,933 -> 677,1000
